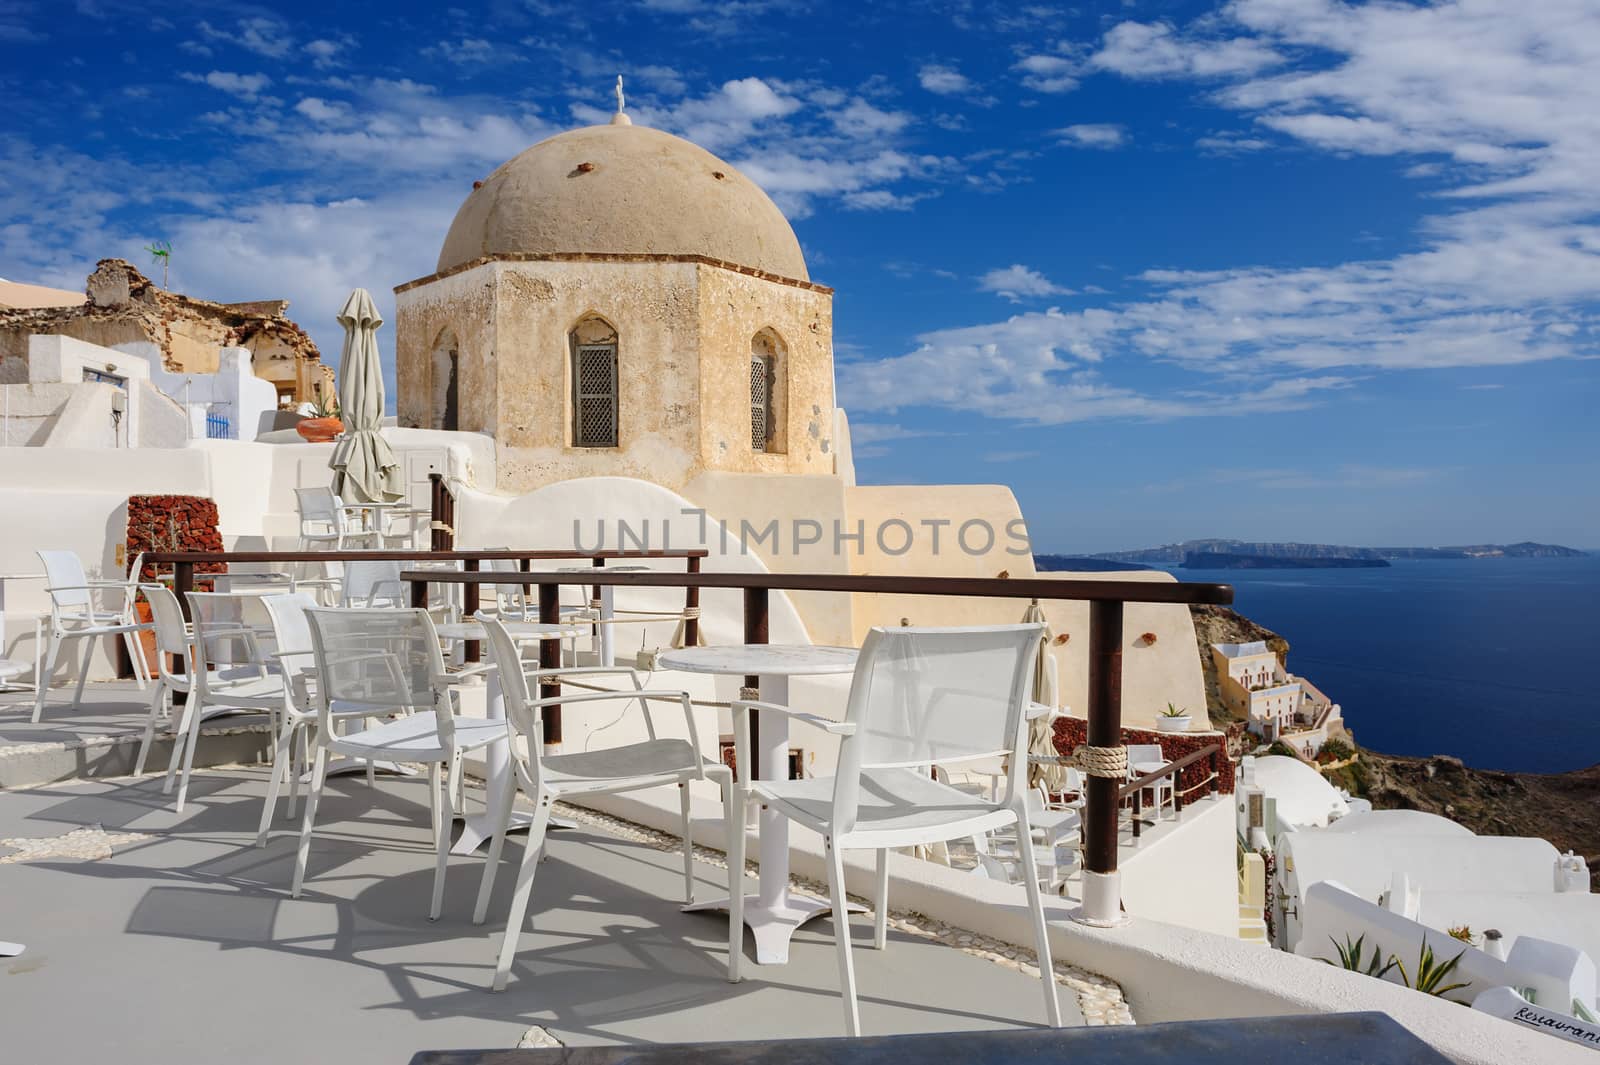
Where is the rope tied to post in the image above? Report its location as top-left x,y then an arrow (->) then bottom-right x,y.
1073,743 -> 1128,779
429,521 -> 455,535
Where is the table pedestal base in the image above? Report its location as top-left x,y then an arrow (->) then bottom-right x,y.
685,889 -> 866,965
450,807 -> 578,856
0,941 -> 23,957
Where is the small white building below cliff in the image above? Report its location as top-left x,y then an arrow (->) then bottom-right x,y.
1213,640 -> 1342,755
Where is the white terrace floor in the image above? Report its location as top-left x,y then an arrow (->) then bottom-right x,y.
0,685 -> 1089,1065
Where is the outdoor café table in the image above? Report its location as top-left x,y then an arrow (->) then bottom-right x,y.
657,643 -> 858,965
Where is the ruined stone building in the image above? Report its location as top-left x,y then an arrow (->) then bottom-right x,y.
0,259 -> 331,405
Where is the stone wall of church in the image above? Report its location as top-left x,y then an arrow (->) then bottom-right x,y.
695,264 -> 834,475
395,257 -> 835,495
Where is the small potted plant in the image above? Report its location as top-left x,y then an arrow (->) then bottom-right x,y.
1157,702 -> 1192,733
295,391 -> 343,443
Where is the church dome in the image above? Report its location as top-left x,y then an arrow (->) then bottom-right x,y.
436,123 -> 808,281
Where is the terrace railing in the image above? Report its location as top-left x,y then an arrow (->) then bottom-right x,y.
1121,743 -> 1224,839
401,565 -> 1233,924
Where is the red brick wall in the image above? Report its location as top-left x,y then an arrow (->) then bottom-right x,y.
126,495 -> 225,581
1052,715 -> 1236,796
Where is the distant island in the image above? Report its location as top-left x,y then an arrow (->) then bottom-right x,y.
1181,551 -> 1390,570
1083,539 -> 1586,567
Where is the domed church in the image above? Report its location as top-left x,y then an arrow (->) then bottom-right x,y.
395,89 -> 836,493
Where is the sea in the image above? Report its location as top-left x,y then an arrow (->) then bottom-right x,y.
1164,556 -> 1600,775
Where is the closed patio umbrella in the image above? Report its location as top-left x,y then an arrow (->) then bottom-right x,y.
329,289 -> 402,504
1021,598 -> 1067,792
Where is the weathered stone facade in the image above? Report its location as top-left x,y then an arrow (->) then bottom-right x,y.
395,254 -> 834,494
0,259 -> 330,404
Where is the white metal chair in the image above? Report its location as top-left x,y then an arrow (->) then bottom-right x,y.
470,614 -> 732,990
134,589 -> 288,810
339,559 -> 407,608
255,592 -> 322,846
294,487 -> 377,551
727,623 -> 1062,1035
1126,743 -> 1174,822
31,550 -> 151,722
293,607 -> 504,918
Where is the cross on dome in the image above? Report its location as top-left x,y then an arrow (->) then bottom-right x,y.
611,75 -> 631,126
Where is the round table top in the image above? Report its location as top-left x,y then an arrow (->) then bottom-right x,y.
657,644 -> 858,677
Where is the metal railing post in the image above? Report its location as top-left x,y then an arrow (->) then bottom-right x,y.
538,582 -> 561,748
1082,598 -> 1124,923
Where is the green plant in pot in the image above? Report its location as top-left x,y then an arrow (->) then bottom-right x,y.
1157,701 -> 1192,733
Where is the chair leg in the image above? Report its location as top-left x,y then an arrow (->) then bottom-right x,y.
679,781 -> 695,904
824,837 -> 862,1037
162,692 -> 197,795
292,745 -> 329,898
134,680 -> 167,777
257,719 -> 296,846
726,786 -> 747,983
1016,817 -> 1064,1027
71,636 -> 93,709
491,797 -> 553,991
429,762 -> 451,921
30,632 -> 61,723
174,690 -> 208,812
873,848 -> 890,950
123,628 -> 147,691
286,726 -> 306,818
472,773 -> 520,925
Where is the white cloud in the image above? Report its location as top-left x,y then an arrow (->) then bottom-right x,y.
918,64 -> 971,96
978,264 -> 1073,302
294,97 -> 350,124
197,18 -> 293,60
831,0 -> 1595,428
1055,123 -> 1127,149
303,39 -> 343,69
1089,20 -> 1284,80
184,71 -> 272,98
1013,54 -> 1080,94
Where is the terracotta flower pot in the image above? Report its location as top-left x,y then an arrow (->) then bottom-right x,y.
133,600 -> 159,679
296,416 -> 343,443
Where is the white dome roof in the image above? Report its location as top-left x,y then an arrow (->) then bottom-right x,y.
436,123 -> 808,281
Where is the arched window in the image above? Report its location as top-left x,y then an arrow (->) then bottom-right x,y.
750,328 -> 786,454
430,328 -> 459,431
570,316 -> 618,448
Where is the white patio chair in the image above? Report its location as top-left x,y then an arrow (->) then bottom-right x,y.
134,590 -> 288,811
340,559 -> 407,608
31,550 -> 151,722
293,607 -> 504,919
1126,743 -> 1174,822
255,592 -> 322,846
294,486 -> 377,551
470,614 -> 733,991
726,623 -> 1062,1036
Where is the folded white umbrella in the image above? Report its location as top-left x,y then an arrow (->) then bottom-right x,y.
1021,598 -> 1067,792
329,288 -> 403,504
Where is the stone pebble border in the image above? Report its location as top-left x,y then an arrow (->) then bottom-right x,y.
554,800 -> 1135,1026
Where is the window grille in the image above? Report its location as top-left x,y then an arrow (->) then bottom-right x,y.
750,354 -> 771,451
573,342 -> 618,447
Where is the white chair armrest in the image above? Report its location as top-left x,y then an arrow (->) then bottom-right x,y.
730,699 -> 857,736
436,663 -> 496,685
526,688 -> 689,710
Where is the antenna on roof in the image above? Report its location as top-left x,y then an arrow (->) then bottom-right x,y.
611,75 -> 631,126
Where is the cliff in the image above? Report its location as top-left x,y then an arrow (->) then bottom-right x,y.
1182,552 -> 1390,570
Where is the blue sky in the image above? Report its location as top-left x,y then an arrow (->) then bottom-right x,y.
3,0 -> 1596,552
